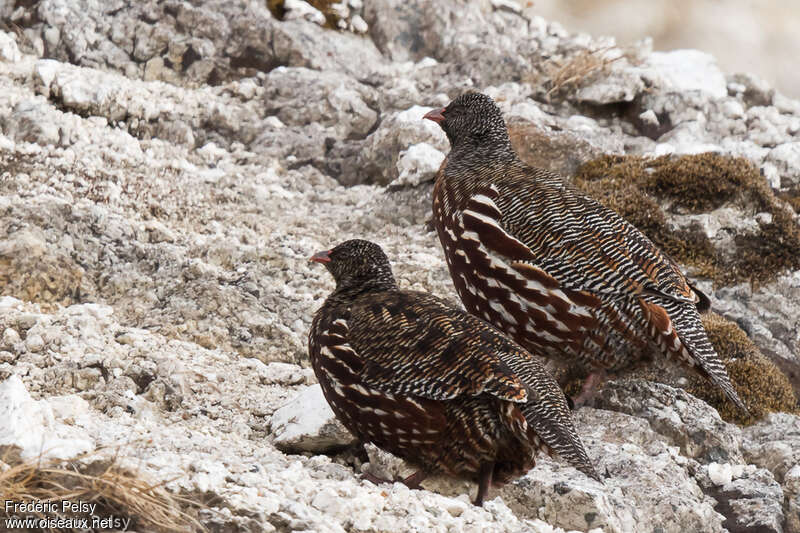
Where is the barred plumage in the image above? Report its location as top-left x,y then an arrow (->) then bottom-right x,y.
425,92 -> 748,414
308,239 -> 599,506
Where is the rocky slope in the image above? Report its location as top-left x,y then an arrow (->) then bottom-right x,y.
1,1 -> 799,532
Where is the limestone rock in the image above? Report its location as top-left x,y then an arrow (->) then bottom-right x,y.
0,30 -> 21,63
595,380 -> 744,463
505,408 -> 725,533
270,384 -> 357,453
392,142 -> 445,188
642,50 -> 728,99
784,464 -> 800,533
262,67 -> 378,139
0,374 -> 94,461
696,464 -> 786,533
347,105 -> 447,185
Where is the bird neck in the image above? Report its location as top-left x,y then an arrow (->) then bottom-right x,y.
329,274 -> 397,303
441,137 -> 519,197
448,134 -> 517,170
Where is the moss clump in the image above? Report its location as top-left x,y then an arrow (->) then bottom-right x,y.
637,154 -> 762,211
687,312 -> 799,424
573,153 -> 800,287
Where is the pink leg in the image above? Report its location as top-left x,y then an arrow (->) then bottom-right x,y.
362,469 -> 427,489
402,470 -> 427,489
361,470 -> 392,485
572,369 -> 607,408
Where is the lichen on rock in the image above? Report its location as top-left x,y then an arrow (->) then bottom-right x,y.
573,153 -> 800,287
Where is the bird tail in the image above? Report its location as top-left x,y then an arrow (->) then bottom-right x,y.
524,399 -> 602,482
499,350 -> 601,482
638,298 -> 749,415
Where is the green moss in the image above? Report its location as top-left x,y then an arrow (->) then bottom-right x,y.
688,313 -> 799,424
573,153 -> 800,287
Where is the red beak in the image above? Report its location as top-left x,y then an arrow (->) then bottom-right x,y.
423,107 -> 446,124
309,250 -> 332,263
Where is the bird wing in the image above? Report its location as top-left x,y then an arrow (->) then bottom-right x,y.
346,291 -> 529,403
348,289 -> 602,477
483,169 -> 701,307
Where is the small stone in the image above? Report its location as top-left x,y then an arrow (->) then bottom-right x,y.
114,331 -> 136,345
283,0 -> 326,26
25,334 -> 45,353
639,109 -> 659,126
73,367 -> 103,391
350,15 -> 368,34
2,328 -> 21,350
708,462 -> 734,486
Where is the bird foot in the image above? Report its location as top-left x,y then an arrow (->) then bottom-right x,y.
571,369 -> 608,408
361,469 -> 427,490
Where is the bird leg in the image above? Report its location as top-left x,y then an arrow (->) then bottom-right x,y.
401,469 -> 428,489
572,368 -> 607,408
474,463 -> 495,506
361,470 -> 392,486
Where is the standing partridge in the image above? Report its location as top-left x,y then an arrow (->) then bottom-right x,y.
425,92 -> 747,413
308,239 -> 599,506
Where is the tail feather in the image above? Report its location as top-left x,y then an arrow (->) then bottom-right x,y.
524,400 -> 602,482
499,349 -> 601,482
638,298 -> 749,415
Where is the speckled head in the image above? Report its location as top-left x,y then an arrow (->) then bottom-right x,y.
424,92 -> 512,155
310,239 -> 396,291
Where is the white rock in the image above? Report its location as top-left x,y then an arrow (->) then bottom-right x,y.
283,0 -> 327,26
490,0 -> 522,13
355,105 -> 448,185
639,109 -> 659,126
643,50 -> 727,99
764,141 -> 800,190
708,462 -> 734,486
393,142 -> 445,188
761,162 -> 782,189
350,15 -> 368,34
47,394 -> 91,422
270,384 -> 357,453
721,99 -> 745,119
264,116 -> 285,129
0,375 -> 94,461
2,327 -> 21,350
0,30 -> 21,63
25,333 -> 45,352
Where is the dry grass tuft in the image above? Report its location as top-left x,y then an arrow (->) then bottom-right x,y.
542,46 -> 623,99
0,452 -> 205,533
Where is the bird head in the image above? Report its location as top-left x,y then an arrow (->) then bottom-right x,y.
424,92 -> 511,153
310,239 -> 396,291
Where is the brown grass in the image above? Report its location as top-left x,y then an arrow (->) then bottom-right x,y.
542,46 -> 623,99
0,453 -> 205,533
